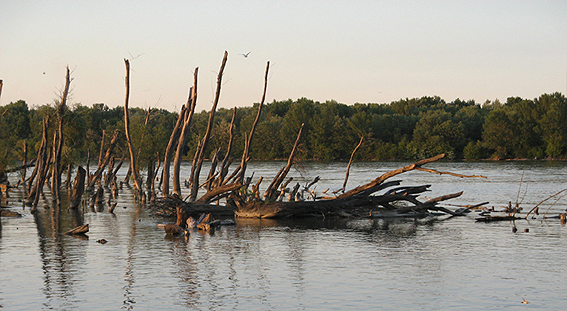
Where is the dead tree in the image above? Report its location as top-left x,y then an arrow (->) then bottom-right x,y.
189,51 -> 228,201
87,129 -> 120,191
214,107 -> 237,187
342,136 -> 364,192
123,59 -> 143,200
227,153 -> 484,218
264,123 -> 304,201
173,69 -> 198,197
69,166 -> 86,209
237,61 -> 270,184
161,104 -> 187,197
26,116 -> 50,211
51,67 -> 71,204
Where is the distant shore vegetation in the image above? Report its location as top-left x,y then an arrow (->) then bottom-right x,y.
1,93 -> 566,169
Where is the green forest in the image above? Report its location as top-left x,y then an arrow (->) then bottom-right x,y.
1,92 -> 567,171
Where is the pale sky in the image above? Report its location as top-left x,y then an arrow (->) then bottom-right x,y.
1,1 -> 566,112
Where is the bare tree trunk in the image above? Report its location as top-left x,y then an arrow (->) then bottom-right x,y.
70,166 -> 86,209
0,80 -> 3,103
189,51 -> 228,201
123,59 -> 143,199
238,61 -> 270,184
264,123 -> 304,201
87,129 -> 120,191
21,140 -> 27,185
173,68 -> 199,196
161,106 -> 187,197
98,130 -> 106,168
27,116 -> 50,211
51,67 -> 71,204
342,136 -> 364,192
216,107 -> 237,186
86,149 -> 91,181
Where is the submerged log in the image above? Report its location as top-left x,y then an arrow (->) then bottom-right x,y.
65,224 -> 89,235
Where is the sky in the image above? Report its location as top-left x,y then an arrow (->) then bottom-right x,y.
1,1 -> 566,112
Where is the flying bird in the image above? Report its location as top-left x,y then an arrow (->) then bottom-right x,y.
240,51 -> 251,58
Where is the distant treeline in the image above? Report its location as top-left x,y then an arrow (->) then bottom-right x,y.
1,92 -> 566,169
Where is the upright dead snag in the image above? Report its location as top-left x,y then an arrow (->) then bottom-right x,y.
214,107 -> 236,187
161,105 -> 187,197
264,123 -> 304,201
189,51 -> 228,201
27,116 -> 50,212
69,166 -> 86,209
342,136 -> 364,192
238,61 -> 270,184
51,67 -> 71,203
87,129 -> 120,191
173,69 -> 198,197
123,59 -> 143,199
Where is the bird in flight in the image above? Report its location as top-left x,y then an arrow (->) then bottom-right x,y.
241,51 -> 251,58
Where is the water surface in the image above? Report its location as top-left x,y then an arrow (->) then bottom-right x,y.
1,161 -> 567,310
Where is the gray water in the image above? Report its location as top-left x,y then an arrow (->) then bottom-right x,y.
1,161 -> 567,310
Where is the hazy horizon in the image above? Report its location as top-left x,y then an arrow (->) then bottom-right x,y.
2,1 -> 566,111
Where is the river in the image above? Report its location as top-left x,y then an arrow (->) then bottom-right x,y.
1,161 -> 567,310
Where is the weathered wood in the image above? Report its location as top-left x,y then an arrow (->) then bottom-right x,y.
215,107 -> 237,188
264,123 -> 304,201
342,136 -> 364,192
190,52 -> 228,201
197,182 -> 241,204
238,61 -> 270,184
51,67 -> 71,204
173,70 -> 198,196
162,105 -> 187,197
337,154 -> 446,199
65,224 -> 89,235
87,129 -> 120,191
123,59 -> 143,199
205,148 -> 222,191
27,116 -> 50,212
69,166 -> 86,209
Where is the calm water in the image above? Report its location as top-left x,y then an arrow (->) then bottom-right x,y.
1,161 -> 567,310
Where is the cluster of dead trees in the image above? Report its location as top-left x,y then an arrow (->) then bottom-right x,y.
3,52 -> 487,222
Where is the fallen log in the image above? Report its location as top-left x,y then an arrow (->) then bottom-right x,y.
65,224 -> 89,235
475,215 -> 523,222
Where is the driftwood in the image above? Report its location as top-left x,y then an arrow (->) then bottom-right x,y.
150,55 -> 482,221
65,224 -> 89,235
154,153 -> 483,221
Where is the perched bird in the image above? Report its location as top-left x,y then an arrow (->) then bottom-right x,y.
240,51 -> 251,58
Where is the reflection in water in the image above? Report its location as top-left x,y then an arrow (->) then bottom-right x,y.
33,198 -> 86,310
122,205 -> 140,311
2,161 -> 567,309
